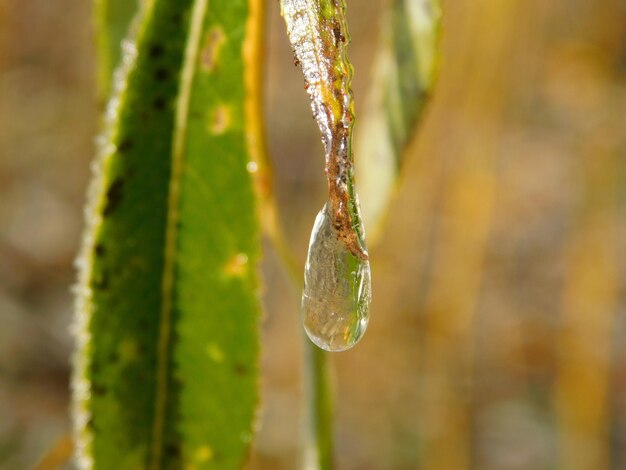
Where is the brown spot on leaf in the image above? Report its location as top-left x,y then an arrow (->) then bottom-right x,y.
332,26 -> 345,44
91,383 -> 107,396
117,138 -> 133,153
103,178 -> 124,216
165,443 -> 181,458
223,253 -> 248,277
154,67 -> 169,81
148,43 -> 165,59
94,243 -> 106,257
209,105 -> 231,135
200,27 -> 226,72
153,96 -> 167,111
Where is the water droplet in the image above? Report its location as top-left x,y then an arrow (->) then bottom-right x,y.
302,203 -> 371,352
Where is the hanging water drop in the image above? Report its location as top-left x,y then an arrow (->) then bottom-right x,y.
279,0 -> 371,350
302,202 -> 372,352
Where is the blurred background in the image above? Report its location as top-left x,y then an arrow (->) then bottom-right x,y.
1,0 -> 626,468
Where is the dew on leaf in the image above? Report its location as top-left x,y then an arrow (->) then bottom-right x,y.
302,202 -> 371,352
281,0 -> 372,350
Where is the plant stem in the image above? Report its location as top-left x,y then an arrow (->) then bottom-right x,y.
304,342 -> 334,470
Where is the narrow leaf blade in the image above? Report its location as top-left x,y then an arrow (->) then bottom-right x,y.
73,0 -> 263,468
356,0 -> 442,240
169,0 -> 263,467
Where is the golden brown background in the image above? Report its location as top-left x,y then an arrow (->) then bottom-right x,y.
1,0 -> 625,468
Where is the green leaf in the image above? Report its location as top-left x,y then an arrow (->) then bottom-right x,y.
73,1 -> 263,468
94,0 -> 141,97
356,0 -> 442,241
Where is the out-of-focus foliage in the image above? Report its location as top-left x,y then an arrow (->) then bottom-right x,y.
357,0 -> 441,241
1,0 -> 626,468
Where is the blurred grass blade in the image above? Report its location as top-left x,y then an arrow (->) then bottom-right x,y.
94,0 -> 142,97
73,0 -> 263,468
356,0 -> 441,241
556,151 -> 618,469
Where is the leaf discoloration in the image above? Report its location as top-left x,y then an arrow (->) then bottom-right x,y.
76,0 -> 265,468
280,0 -> 368,260
208,104 -> 231,135
200,26 -> 226,72
103,178 -> 125,217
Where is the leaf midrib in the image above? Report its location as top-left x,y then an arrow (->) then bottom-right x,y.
150,0 -> 209,467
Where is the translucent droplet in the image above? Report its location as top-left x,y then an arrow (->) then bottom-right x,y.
302,203 -> 372,352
